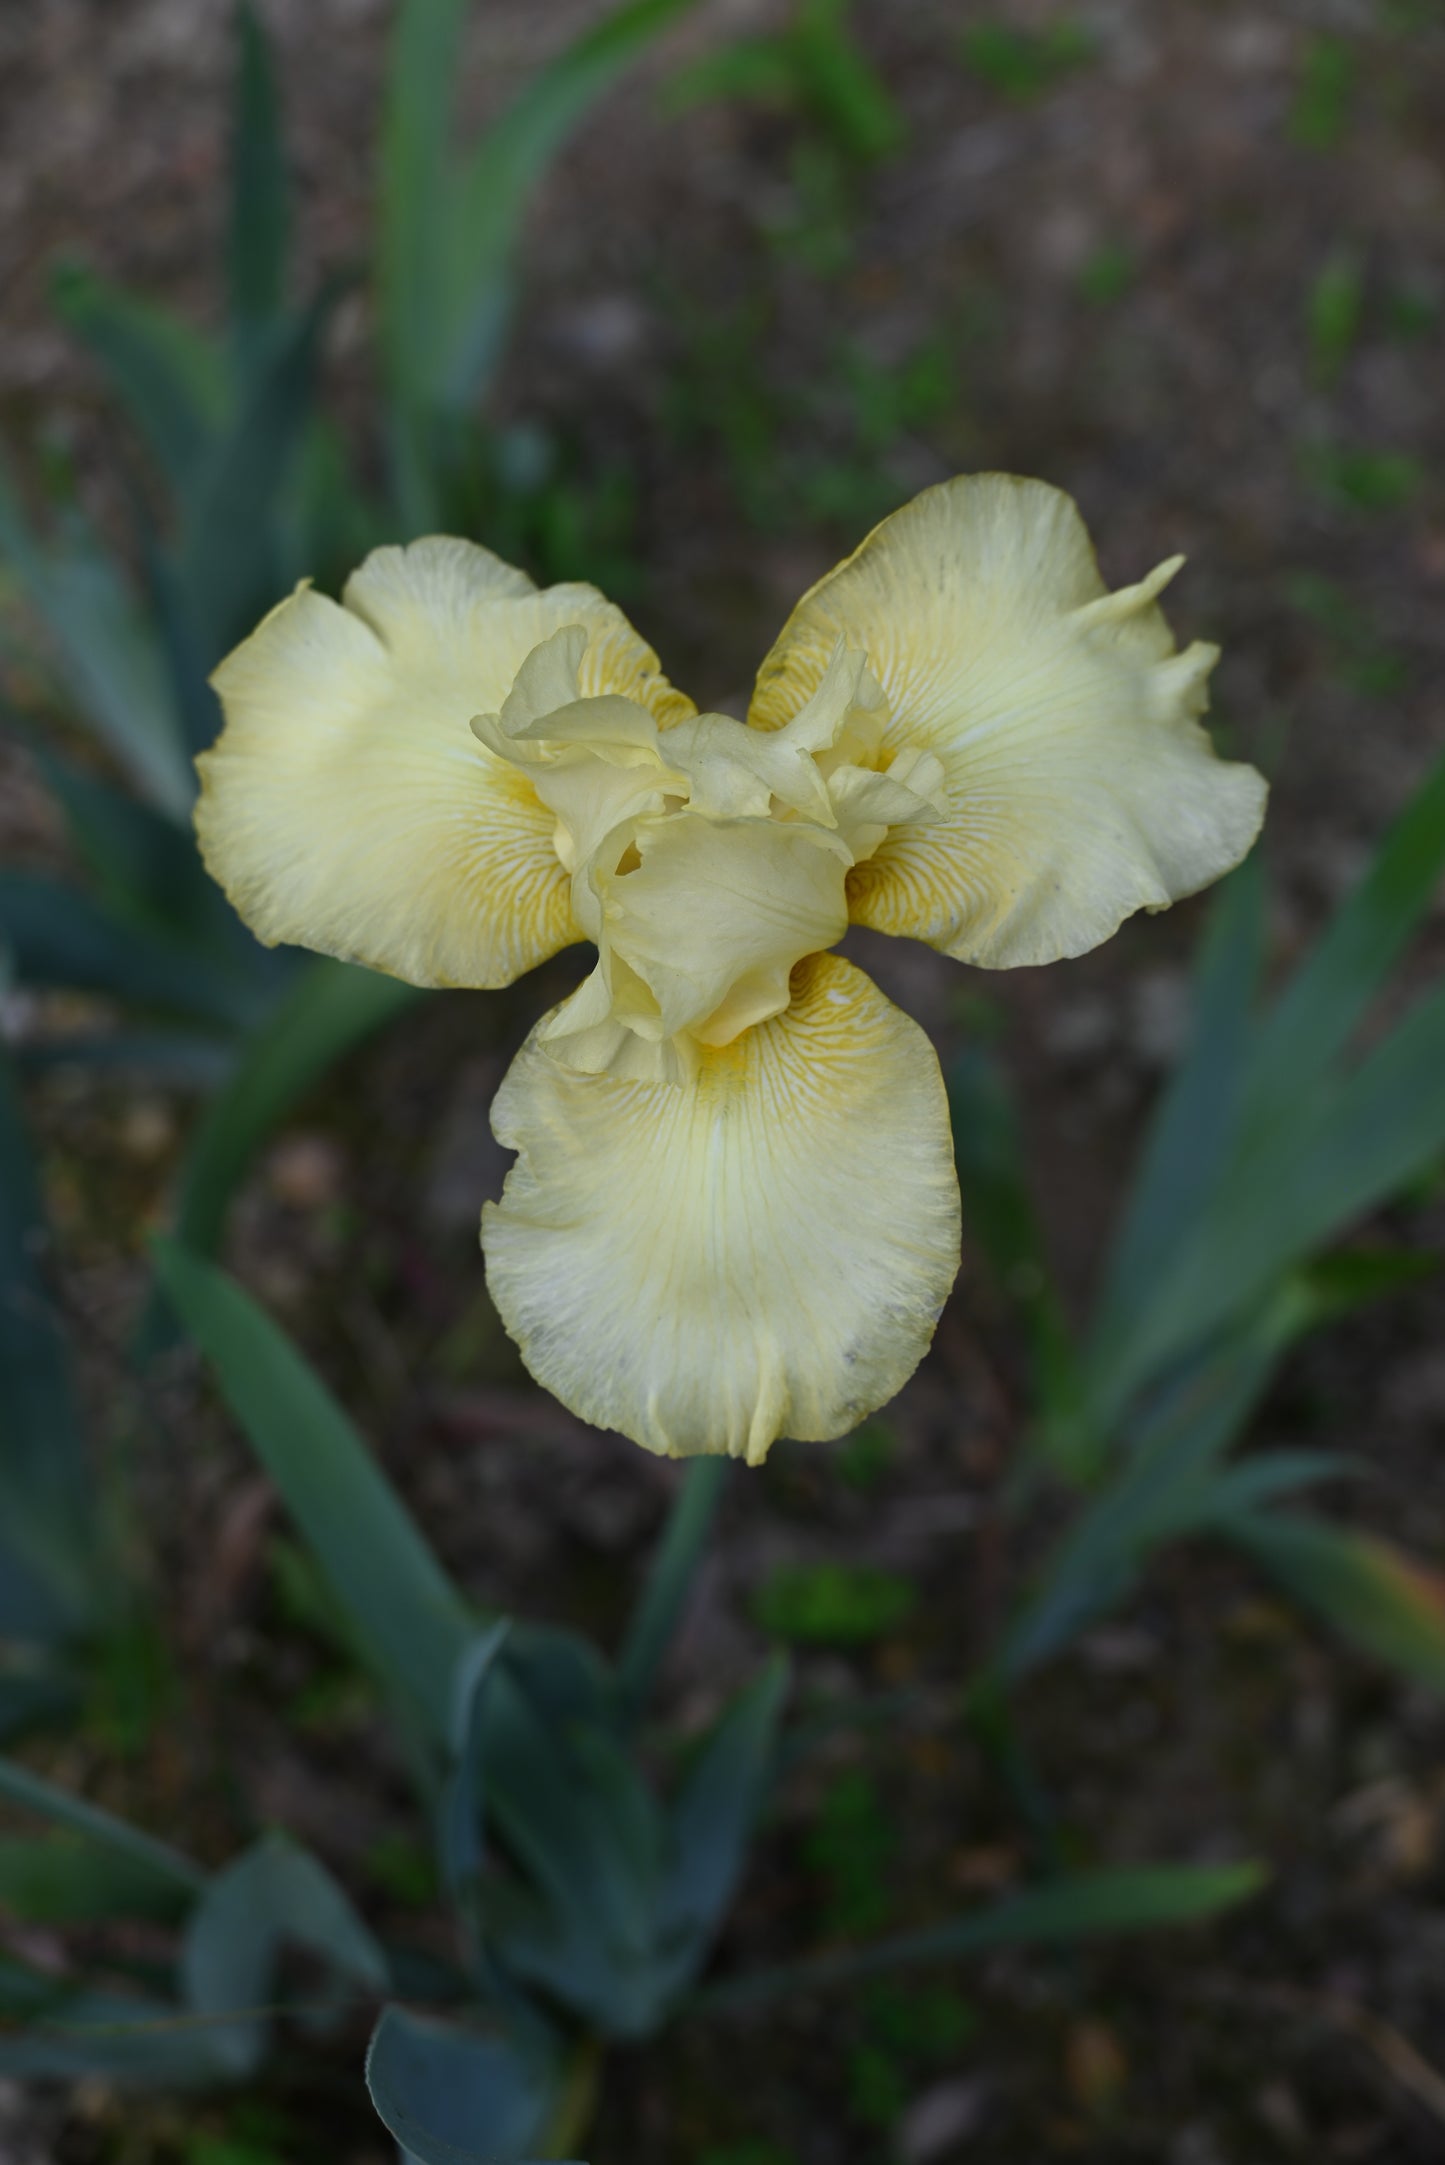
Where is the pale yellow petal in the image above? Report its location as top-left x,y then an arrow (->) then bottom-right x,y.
826,746 -> 948,865
470,627 -> 690,888
595,811 -> 851,1045
197,538 -> 692,989
482,954 -> 962,1462
662,646 -> 884,826
749,475 -> 1267,968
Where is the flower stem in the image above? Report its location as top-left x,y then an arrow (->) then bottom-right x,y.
615,1456 -> 728,1724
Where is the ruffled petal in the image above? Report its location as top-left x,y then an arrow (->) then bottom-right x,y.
197,538 -> 692,989
594,811 -> 851,1046
482,953 -> 962,1463
749,474 -> 1267,968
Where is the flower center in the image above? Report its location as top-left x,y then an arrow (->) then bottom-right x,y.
471,628 -> 946,1082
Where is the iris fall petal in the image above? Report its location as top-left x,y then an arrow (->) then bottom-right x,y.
482,953 -> 962,1462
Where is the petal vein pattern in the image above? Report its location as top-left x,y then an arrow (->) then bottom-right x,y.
482,955 -> 963,1462
749,473 -> 1267,968
196,538 -> 693,989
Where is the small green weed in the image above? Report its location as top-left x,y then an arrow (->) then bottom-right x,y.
186,2143 -> 285,2165
805,1767 -> 895,1935
666,311 -> 959,536
364,1829 -> 438,1907
1286,572 -> 1408,696
1378,0 -> 1444,31
1079,242 -> 1135,305
183,2104 -> 297,2165
1307,250 -> 1365,385
960,19 -> 1096,100
837,1420 -> 896,1491
82,1609 -> 180,1761
1385,285 -> 1439,340
268,1532 -> 356,1651
846,1981 -> 980,2128
668,0 -> 902,166
1304,443 -> 1421,511
1290,34 -> 1355,149
849,2038 -> 908,2126
284,1667 -> 375,1734
753,1562 -> 917,1644
865,1978 -> 978,2058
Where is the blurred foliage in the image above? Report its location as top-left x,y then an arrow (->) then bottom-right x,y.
665,0 -> 902,166
1077,240 -> 1136,306
752,1563 -> 917,1645
0,0 -> 691,1774
0,1243 -> 1267,2156
1303,440 -> 1422,512
1287,572 -> 1407,698
948,746 -> 1445,1703
665,310 -> 958,534
835,1418 -> 897,1491
380,0 -> 696,531
1308,248 -> 1365,387
665,0 -> 902,276
959,18 -> 1096,101
805,1768 -> 895,1936
0,0 -> 691,1277
1289,33 -> 1356,150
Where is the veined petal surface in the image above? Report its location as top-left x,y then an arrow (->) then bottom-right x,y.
483,954 -> 961,1462
749,474 -> 1267,968
197,538 -> 692,988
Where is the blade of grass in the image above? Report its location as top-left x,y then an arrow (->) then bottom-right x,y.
1113,975 -> 1445,1405
0,872 -> 264,1030
1092,858 -> 1264,1362
0,1835 -> 195,1925
27,747 -> 242,955
445,0 -> 696,408
229,1 -> 291,363
152,1240 -> 473,1745
1227,1514 -> 1445,1690
0,1047 -> 86,1542
0,460 -> 190,813
1241,746 -> 1445,1141
947,1040 -> 1078,1442
615,1457 -> 728,1725
1000,1281 -> 1309,1681
0,1988 -> 228,2085
0,1755 -> 206,1893
701,1862 -> 1266,2013
377,0 -> 471,528
178,280 -> 342,657
167,955 -> 423,1261
49,262 -> 225,495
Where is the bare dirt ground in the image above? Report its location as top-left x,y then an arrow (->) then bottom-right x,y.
3,2 -> 1445,2160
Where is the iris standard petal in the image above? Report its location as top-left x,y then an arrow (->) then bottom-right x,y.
197,537 -> 692,989
482,953 -> 962,1463
748,474 -> 1267,968
595,811 -> 852,1046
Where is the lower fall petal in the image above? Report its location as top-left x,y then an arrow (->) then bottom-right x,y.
482,954 -> 962,1462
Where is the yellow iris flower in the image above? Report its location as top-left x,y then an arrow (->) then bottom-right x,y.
196,474 -> 1266,1464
